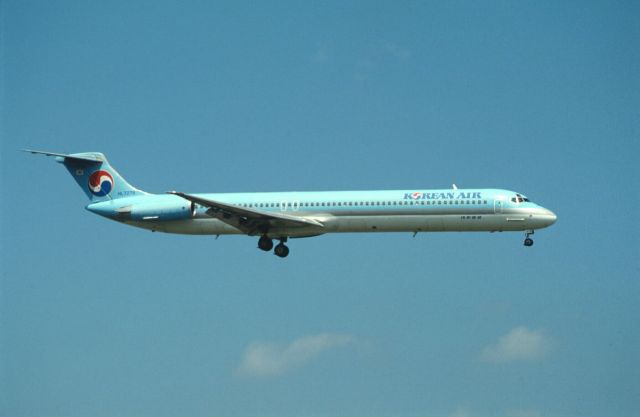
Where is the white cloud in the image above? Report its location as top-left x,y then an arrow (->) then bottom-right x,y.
506,409 -> 541,417
353,41 -> 412,81
448,406 -> 543,417
311,41 -> 330,63
481,326 -> 552,363
236,333 -> 355,377
382,41 -> 412,60
450,407 -> 474,417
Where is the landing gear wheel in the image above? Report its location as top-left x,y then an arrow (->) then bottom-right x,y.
274,243 -> 290,258
523,230 -> 534,247
258,236 -> 273,251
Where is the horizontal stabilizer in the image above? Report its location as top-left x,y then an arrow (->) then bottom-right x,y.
22,149 -> 104,163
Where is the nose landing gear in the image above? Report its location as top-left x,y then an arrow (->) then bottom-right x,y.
524,230 -> 534,247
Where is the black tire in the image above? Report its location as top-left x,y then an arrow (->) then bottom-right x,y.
524,238 -> 534,247
258,236 -> 273,251
274,244 -> 289,258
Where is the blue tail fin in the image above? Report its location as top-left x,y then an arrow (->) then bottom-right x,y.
25,150 -> 148,201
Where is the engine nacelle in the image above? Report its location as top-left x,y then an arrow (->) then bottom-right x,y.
130,201 -> 195,221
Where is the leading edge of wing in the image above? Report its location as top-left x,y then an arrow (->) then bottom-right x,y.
167,191 -> 324,229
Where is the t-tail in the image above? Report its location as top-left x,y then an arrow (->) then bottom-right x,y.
23,149 -> 148,201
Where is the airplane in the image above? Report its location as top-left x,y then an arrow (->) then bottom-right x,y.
25,150 -> 557,257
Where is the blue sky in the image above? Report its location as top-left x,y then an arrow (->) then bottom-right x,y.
1,1 -> 638,416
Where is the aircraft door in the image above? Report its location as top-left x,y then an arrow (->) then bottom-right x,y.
494,199 -> 503,214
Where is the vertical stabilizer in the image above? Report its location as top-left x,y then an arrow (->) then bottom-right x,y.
25,150 -> 148,201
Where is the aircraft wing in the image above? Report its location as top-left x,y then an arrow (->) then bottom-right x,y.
168,191 -> 324,235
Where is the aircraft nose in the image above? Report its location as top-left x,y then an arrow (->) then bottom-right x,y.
543,208 -> 557,226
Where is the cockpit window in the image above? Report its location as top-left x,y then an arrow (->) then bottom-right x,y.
510,194 -> 531,203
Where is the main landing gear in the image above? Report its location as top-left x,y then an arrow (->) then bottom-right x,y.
274,241 -> 290,258
524,230 -> 534,247
258,235 -> 290,258
258,235 -> 274,251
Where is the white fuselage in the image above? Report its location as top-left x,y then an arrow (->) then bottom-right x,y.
88,188 -> 557,238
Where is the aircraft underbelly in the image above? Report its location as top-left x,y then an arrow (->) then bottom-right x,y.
328,214 -> 531,233
130,218 -> 242,235
327,215 -> 439,233
129,213 -> 533,236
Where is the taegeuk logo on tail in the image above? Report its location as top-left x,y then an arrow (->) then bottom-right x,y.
88,170 -> 114,196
